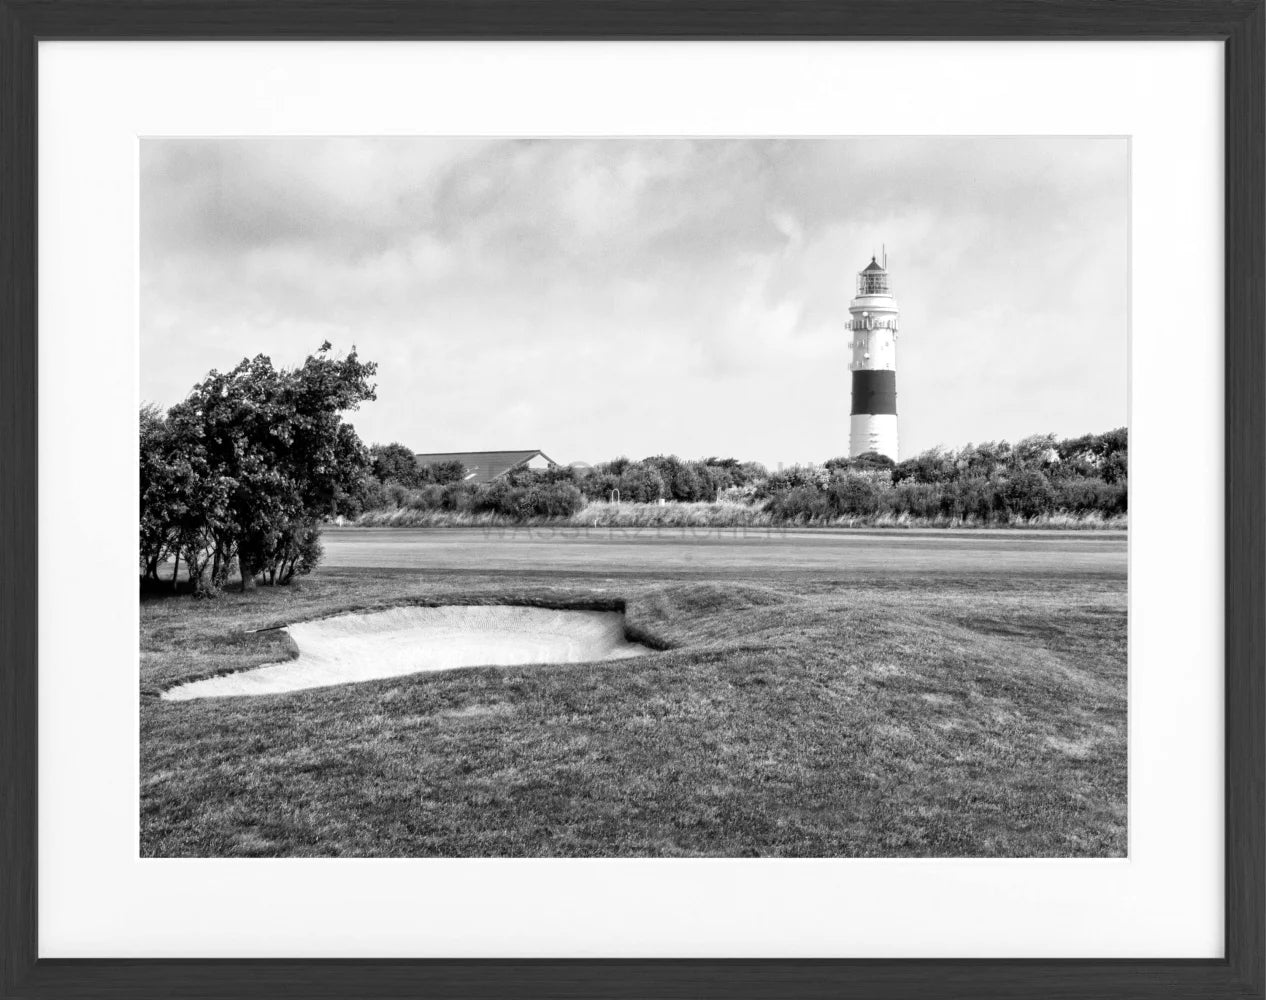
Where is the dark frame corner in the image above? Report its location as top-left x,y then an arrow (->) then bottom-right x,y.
2,2 -> 1262,997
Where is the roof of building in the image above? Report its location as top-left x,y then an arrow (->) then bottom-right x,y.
862,257 -> 886,272
412,449 -> 558,485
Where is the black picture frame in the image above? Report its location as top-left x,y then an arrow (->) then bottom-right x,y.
2,2 -> 1262,998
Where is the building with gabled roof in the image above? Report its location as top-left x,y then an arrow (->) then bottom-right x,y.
413,449 -> 559,485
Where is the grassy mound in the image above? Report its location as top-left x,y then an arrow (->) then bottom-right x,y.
141,538 -> 1126,858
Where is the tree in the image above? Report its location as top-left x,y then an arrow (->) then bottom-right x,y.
1003,469 -> 1054,519
737,461 -> 768,486
643,455 -> 705,502
852,451 -> 897,471
618,464 -> 665,503
140,343 -> 377,594
139,404 -> 195,585
1056,428 -> 1128,484
894,447 -> 951,484
370,443 -> 425,488
959,440 -> 1011,479
1013,433 -> 1059,472
421,459 -> 468,485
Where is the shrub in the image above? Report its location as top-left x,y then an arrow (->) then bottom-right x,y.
644,455 -> 706,502
518,482 -> 585,517
894,447 -> 954,485
889,482 -> 938,519
851,451 -> 897,472
470,478 -> 508,516
470,480 -> 586,518
767,485 -> 832,522
948,476 -> 998,521
619,466 -> 665,503
756,465 -> 830,500
579,471 -> 622,502
382,482 -> 409,508
1054,477 -> 1127,515
422,459 -> 468,485
1003,469 -> 1055,519
347,430 -> 1127,528
440,482 -> 479,512
402,484 -> 444,511
830,475 -> 881,516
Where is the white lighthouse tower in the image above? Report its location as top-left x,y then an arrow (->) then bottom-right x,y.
847,254 -> 900,461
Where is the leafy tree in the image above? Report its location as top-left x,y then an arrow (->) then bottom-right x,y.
420,459 -> 468,485
959,440 -> 1011,479
894,447 -> 953,484
140,343 -> 376,594
695,457 -> 749,494
578,470 -> 622,502
852,451 -> 897,471
618,465 -> 665,503
1003,469 -> 1055,519
643,455 -> 705,502
139,404 -> 197,585
370,443 -> 425,488
755,464 -> 829,499
1058,427 -> 1128,484
1013,433 -> 1060,472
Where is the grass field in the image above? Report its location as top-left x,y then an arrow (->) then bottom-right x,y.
140,527 -> 1127,857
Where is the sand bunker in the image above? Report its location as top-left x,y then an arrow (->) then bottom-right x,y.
162,605 -> 652,701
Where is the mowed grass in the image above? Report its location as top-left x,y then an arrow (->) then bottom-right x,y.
141,540 -> 1126,858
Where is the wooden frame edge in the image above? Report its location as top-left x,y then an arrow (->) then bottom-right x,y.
1,2 -> 1262,997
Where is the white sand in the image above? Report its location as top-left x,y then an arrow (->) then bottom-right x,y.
161,605 -> 651,700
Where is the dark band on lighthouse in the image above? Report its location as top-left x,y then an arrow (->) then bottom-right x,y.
850,370 -> 897,415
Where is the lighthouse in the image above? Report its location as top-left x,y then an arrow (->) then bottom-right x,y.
847,254 -> 900,461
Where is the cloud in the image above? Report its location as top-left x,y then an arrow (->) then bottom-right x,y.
141,136 -> 1127,466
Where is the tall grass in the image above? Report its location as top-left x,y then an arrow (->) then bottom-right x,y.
356,508 -> 529,528
571,500 -> 774,528
353,501 -> 1126,530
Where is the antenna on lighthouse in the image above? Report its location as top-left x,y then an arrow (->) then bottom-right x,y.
882,244 -> 887,269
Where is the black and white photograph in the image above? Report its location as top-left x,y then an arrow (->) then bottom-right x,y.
139,135 -> 1128,859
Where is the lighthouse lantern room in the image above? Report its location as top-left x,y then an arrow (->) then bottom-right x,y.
846,254 -> 900,461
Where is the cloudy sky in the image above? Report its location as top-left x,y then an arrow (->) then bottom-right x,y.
141,137 -> 1127,467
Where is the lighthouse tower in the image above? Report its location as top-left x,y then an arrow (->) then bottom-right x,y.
847,255 -> 900,461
